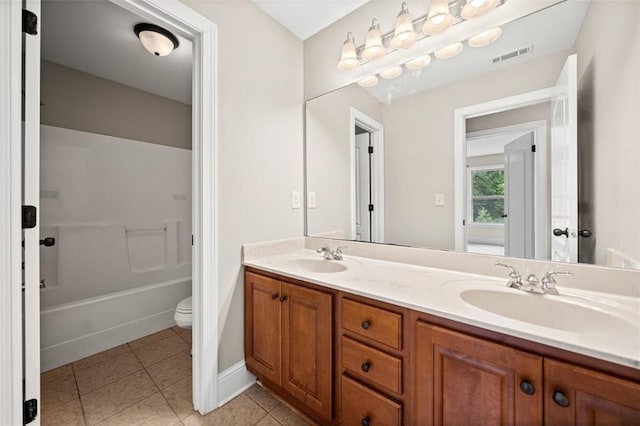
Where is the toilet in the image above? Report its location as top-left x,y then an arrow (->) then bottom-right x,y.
174,296 -> 192,329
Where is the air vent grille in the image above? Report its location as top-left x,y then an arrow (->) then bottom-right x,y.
492,45 -> 533,64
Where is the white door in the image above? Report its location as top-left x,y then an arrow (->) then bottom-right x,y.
355,132 -> 371,241
550,54 -> 578,263
22,0 -> 42,424
504,132 -> 535,258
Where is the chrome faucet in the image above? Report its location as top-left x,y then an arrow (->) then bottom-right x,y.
496,263 -> 571,295
495,263 -> 523,289
316,245 -> 345,260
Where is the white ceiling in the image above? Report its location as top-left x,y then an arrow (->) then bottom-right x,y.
467,131 -> 529,157
251,0 -> 370,40
41,0 -> 192,105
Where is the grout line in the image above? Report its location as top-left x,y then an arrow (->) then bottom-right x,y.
70,364 -> 90,426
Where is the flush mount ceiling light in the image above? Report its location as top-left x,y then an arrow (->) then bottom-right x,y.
461,0 -> 500,20
357,75 -> 379,88
362,18 -> 386,61
379,65 -> 403,79
468,27 -> 503,47
337,32 -> 359,71
134,23 -> 179,57
434,42 -> 464,59
422,0 -> 454,35
391,3 -> 417,50
405,54 -> 432,70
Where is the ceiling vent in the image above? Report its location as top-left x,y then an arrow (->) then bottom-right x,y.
492,45 -> 533,64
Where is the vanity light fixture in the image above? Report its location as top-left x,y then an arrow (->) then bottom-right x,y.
422,0 -> 454,35
461,0 -> 500,20
379,65 -> 403,79
468,27 -> 502,47
134,23 -> 179,57
434,42 -> 464,59
362,19 -> 386,61
405,54 -> 432,70
357,75 -> 379,88
337,32 -> 360,71
391,3 -> 417,49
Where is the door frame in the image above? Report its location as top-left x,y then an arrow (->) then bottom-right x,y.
0,0 -> 220,420
454,87 -> 554,255
350,108 -> 385,243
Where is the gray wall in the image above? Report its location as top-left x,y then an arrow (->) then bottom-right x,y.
41,60 -> 192,149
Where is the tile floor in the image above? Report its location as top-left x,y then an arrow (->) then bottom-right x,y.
41,327 -> 312,426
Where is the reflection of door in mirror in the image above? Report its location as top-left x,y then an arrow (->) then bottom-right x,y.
355,129 -> 372,241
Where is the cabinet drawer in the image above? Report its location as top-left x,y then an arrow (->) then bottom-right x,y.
341,336 -> 402,396
340,375 -> 402,426
342,298 -> 402,350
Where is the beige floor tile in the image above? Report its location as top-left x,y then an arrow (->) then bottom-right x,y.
41,397 -> 86,426
80,370 -> 158,425
270,403 -> 312,426
73,345 -> 131,371
131,334 -> 190,368
160,375 -> 195,420
97,393 -> 180,426
245,385 -> 281,413
75,350 -> 143,395
183,394 -> 267,426
256,415 -> 283,426
128,329 -> 176,350
42,364 -> 74,385
41,374 -> 79,410
172,326 -> 192,344
147,350 -> 192,391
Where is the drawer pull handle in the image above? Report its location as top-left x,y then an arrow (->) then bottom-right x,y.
361,362 -> 371,373
361,416 -> 371,426
271,293 -> 279,300
552,390 -> 570,408
361,320 -> 371,330
519,380 -> 535,395
279,295 -> 288,302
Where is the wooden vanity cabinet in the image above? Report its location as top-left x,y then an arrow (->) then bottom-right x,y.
245,270 -> 334,423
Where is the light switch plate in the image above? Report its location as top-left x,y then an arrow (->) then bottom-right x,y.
308,192 -> 316,209
291,191 -> 301,209
435,193 -> 445,207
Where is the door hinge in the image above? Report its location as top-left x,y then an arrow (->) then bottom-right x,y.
191,235 -> 194,246
22,9 -> 38,35
368,146 -> 374,154
368,204 -> 374,212
463,219 -> 466,226
23,399 -> 37,424
22,206 -> 37,229
531,144 -> 536,153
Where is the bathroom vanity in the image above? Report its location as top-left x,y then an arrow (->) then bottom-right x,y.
243,247 -> 640,425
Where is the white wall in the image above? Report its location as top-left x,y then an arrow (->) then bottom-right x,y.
574,0 -> 640,267
181,0 -> 304,372
306,84 -> 382,237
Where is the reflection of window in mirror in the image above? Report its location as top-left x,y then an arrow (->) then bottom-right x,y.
468,167 -> 505,225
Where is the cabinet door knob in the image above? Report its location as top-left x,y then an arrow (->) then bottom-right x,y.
519,380 -> 535,395
361,320 -> 371,330
361,362 -> 371,373
279,295 -> 288,302
271,293 -> 279,300
552,390 -> 570,407
361,416 -> 371,426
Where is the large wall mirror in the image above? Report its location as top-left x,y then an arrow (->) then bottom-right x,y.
305,0 -> 640,270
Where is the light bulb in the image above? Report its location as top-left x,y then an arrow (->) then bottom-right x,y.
379,66 -> 403,79
362,19 -> 386,61
434,42 -> 464,59
391,3 -> 417,50
468,27 -> 502,47
461,0 -> 499,20
422,0 -> 454,35
405,54 -> 432,70
337,32 -> 359,71
357,75 -> 379,88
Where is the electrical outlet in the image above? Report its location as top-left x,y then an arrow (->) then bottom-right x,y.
308,192 -> 316,209
435,193 -> 445,207
291,191 -> 301,209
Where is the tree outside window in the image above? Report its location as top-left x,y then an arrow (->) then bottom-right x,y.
469,167 -> 505,224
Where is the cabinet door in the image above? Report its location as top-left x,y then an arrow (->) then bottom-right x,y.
545,359 -> 640,425
245,272 -> 281,386
414,322 -> 542,425
281,282 -> 333,420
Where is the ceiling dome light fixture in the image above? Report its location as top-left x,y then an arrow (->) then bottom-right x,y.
379,65 -> 403,79
337,32 -> 359,71
405,54 -> 432,70
434,42 -> 464,59
468,27 -> 503,47
357,75 -> 379,88
391,3 -> 417,50
422,0 -> 454,35
461,0 -> 500,20
134,23 -> 179,57
362,18 -> 386,61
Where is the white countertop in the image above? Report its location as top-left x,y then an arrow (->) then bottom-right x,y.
244,249 -> 640,370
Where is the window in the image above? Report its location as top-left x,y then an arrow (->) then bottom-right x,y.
468,166 -> 505,225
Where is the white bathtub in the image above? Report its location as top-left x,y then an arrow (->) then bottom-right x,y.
40,278 -> 190,372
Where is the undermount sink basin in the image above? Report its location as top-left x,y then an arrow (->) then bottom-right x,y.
282,258 -> 348,273
461,289 -> 638,334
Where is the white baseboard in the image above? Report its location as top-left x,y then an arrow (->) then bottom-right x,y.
217,360 -> 256,407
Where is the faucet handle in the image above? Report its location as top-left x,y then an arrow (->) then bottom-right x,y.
541,270 -> 572,285
495,263 -> 521,279
335,246 -> 348,254
316,245 -> 329,253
